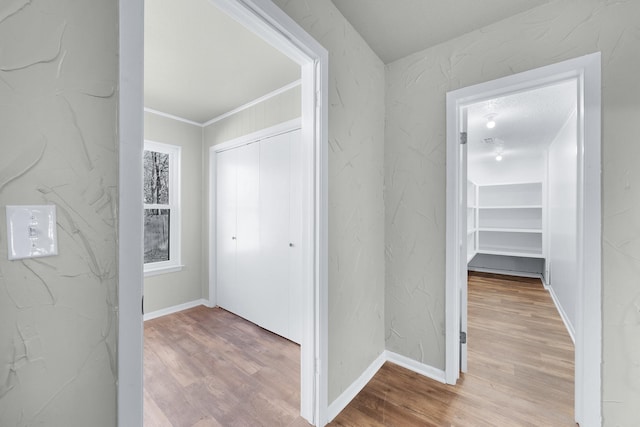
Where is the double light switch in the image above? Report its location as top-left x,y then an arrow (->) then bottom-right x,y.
6,205 -> 58,260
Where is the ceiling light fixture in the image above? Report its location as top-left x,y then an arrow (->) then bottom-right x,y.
494,141 -> 504,162
486,114 -> 497,129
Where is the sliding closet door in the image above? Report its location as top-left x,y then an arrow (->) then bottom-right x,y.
259,133 -> 291,339
217,142 -> 260,321
215,130 -> 302,343
216,148 -> 238,313
259,130 -> 303,343
234,142 -> 261,321
287,130 -> 303,343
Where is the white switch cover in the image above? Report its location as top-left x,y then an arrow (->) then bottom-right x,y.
6,205 -> 58,260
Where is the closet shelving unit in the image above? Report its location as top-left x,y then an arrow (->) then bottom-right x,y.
467,180 -> 478,263
468,181 -> 544,261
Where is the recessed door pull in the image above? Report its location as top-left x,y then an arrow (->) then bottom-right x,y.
232,236 -> 236,240
289,243 -> 294,247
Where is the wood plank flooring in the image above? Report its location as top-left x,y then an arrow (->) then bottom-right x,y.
144,306 -> 307,427
145,272 -> 575,426
330,272 -> 576,426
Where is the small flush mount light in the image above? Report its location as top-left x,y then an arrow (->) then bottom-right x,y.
486,114 -> 497,129
494,141 -> 504,162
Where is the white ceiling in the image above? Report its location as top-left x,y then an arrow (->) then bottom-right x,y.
330,0 -> 549,64
467,80 -> 577,178
144,0 -> 300,124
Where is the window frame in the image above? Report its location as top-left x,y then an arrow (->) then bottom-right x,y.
143,140 -> 182,276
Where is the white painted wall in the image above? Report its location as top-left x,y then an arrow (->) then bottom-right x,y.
384,1 -> 640,423
0,2 -> 118,425
271,0 -> 387,404
143,112 -> 204,313
547,109 -> 578,337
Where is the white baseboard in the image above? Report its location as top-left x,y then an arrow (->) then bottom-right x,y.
546,286 -> 575,344
326,350 -> 446,423
540,274 -> 549,288
384,350 -> 447,384
327,352 -> 386,423
143,298 -> 211,321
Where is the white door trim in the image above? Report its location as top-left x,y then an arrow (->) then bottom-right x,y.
118,0 -> 329,425
118,1 -> 144,426
445,53 -> 601,426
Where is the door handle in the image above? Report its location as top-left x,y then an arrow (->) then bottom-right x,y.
289,243 -> 294,247
232,236 -> 236,240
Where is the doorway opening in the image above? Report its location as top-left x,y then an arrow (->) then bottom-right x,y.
118,0 -> 329,425
445,53 -> 602,425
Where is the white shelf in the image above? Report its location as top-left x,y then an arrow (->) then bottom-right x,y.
470,181 -> 544,261
466,180 -> 478,264
480,207 -> 542,230
479,205 -> 542,209
477,249 -> 545,259
478,182 -> 542,207
478,229 -> 542,256
478,227 -> 542,233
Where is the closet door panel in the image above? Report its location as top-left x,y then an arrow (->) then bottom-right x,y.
288,130 -> 303,344
259,133 -> 291,339
216,149 -> 238,312
215,129 -> 303,343
234,142 -> 262,321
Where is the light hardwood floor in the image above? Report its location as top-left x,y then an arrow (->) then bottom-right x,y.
145,272 -> 575,426
330,272 -> 576,426
144,306 -> 308,426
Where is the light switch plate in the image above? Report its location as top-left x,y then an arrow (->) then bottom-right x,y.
6,205 -> 58,260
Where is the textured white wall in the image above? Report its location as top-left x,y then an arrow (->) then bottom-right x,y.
272,0 -> 387,404
547,110 -> 578,335
385,0 -> 640,423
0,1 -> 118,425
143,112 -> 204,313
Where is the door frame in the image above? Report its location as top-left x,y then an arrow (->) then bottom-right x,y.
445,53 -> 602,426
118,0 -> 329,425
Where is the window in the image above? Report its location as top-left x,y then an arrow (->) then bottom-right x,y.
143,141 -> 181,275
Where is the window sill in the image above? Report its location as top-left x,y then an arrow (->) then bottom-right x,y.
144,265 -> 184,277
